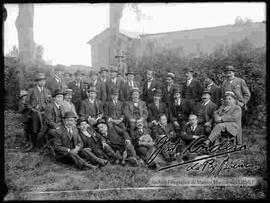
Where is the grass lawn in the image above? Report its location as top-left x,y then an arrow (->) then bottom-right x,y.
4,110 -> 267,200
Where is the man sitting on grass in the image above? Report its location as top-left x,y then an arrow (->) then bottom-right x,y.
53,111 -> 97,170
95,119 -> 138,166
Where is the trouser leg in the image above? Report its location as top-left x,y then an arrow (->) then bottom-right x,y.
103,144 -> 119,160
208,123 -> 226,143
68,152 -> 95,169
125,143 -> 137,158
79,148 -> 107,165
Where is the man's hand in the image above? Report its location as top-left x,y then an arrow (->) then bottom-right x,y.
70,148 -> 78,154
174,121 -> 180,127
204,122 -> 211,127
193,135 -> 199,139
151,120 -> 158,125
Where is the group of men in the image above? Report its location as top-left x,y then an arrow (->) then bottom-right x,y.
18,64 -> 251,170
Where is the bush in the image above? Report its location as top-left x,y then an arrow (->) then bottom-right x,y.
127,39 -> 266,128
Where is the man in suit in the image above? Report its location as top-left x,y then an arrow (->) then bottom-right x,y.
46,66 -> 65,95
182,68 -> 203,114
79,86 -> 104,126
205,91 -> 242,145
106,66 -> 123,101
53,111 -> 97,169
196,90 -> 218,136
104,88 -> 126,129
77,118 -> 108,167
169,88 -> 193,132
88,71 -> 107,103
121,71 -> 140,102
221,65 -> 251,111
141,69 -> 160,106
68,70 -> 88,113
147,89 -> 169,127
162,72 -> 179,107
26,73 -> 52,151
151,114 -> 177,163
61,89 -> 78,118
99,66 -> 109,84
178,114 -> 205,161
96,119 -> 138,166
204,72 -> 222,107
124,87 -> 148,134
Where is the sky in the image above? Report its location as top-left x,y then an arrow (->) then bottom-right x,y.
4,3 -> 266,66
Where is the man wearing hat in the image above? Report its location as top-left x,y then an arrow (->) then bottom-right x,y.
141,69 -> 160,106
147,89 -> 168,127
196,90 -> 218,136
61,89 -> 78,118
106,66 -> 123,101
44,89 -> 65,139
26,72 -> 52,151
104,88 -> 126,129
168,87 -> 193,131
68,70 -> 88,113
95,119 -> 138,166
79,86 -> 104,126
221,65 -> 250,110
161,72 -> 179,107
205,91 -> 242,146
99,67 -> 109,83
124,87 -> 148,134
121,70 -> 140,101
89,70 -> 107,103
204,72 -> 221,107
53,111 -> 97,169
182,68 -> 203,114
46,66 -> 65,95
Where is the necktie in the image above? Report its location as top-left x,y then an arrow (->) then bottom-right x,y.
147,81 -> 151,89
187,80 -> 190,86
167,85 -> 171,92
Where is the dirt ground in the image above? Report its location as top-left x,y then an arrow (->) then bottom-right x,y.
4,110 -> 267,200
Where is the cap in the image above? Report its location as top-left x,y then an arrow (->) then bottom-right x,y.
87,86 -> 98,93
224,91 -> 236,99
20,90 -> 28,98
131,87 -> 141,94
125,71 -> 135,76
110,66 -> 118,73
95,118 -> 108,127
63,111 -> 77,119
225,65 -> 236,72
111,88 -> 119,95
173,88 -> 181,94
35,73 -> 46,81
184,67 -> 194,73
52,89 -> 64,98
77,117 -> 88,125
64,89 -> 73,95
153,89 -> 162,97
166,72 -> 175,79
202,89 -> 211,95
99,67 -> 109,73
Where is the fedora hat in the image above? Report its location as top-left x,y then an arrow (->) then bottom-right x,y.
35,73 -> 46,81
224,91 -> 236,99
77,117 -> 88,126
166,72 -> 175,79
154,89 -> 162,97
95,118 -> 108,127
225,65 -> 236,72
184,67 -> 194,73
87,86 -> 98,93
63,111 -> 77,119
52,89 -> 64,98
125,71 -> 135,76
64,88 -> 73,95
202,89 -> 211,95
111,88 -> 119,95
110,66 -> 118,73
20,90 -> 28,98
173,87 -> 181,94
99,67 -> 108,73
131,87 -> 141,94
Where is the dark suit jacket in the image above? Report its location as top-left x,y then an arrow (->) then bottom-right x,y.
214,104 -> 242,144
168,99 -> 193,123
68,80 -> 88,108
79,99 -> 104,119
104,100 -> 125,121
46,75 -> 65,94
44,102 -> 64,129
106,78 -> 123,101
182,78 -> 203,102
180,124 -> 205,142
147,101 -> 168,122
197,100 -> 218,125
207,83 -> 221,107
26,86 -> 51,111
120,80 -> 140,101
151,123 -> 176,142
88,79 -> 107,103
124,100 -> 148,122
131,127 -> 151,148
161,83 -> 179,106
100,125 -> 131,147
141,79 -> 160,105
53,125 -> 83,157
79,129 -> 103,150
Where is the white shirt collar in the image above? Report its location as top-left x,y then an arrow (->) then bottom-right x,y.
89,99 -> 95,103
204,100 -> 210,106
54,102 -> 61,108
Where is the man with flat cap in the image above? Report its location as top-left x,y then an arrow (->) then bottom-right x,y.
89,70 -> 107,103
221,65 -> 250,111
104,88 -> 126,129
182,68 -> 203,114
26,73 -> 52,151
141,69 -> 160,106
99,67 -> 109,83
53,111 -> 97,169
124,87 -> 148,134
121,70 -> 140,102
205,91 -> 242,146
162,72 -> 179,107
204,72 -> 221,107
106,66 -> 123,101
79,86 -> 104,126
196,90 -> 218,136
